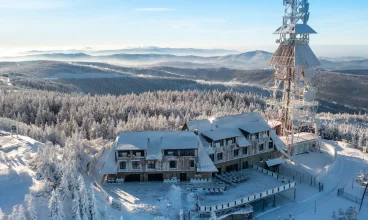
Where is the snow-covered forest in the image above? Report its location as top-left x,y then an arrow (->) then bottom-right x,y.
0,88 -> 367,148
0,89 -> 264,146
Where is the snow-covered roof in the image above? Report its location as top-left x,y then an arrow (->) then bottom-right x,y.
115,131 -> 199,151
186,112 -> 286,151
268,44 -> 320,67
266,158 -> 285,167
237,136 -> 250,147
294,44 -> 320,67
201,128 -> 242,141
267,120 -> 282,128
239,122 -> 271,134
197,141 -> 218,173
186,112 -> 267,131
271,131 -> 287,151
280,132 -> 317,145
100,145 -> 117,175
146,138 -> 162,160
274,24 -> 317,34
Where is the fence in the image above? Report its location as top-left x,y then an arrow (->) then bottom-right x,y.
279,140 -> 338,187
279,161 -> 316,186
197,165 -> 296,213
337,188 -> 362,204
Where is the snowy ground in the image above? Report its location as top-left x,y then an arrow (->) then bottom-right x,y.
256,140 -> 368,220
292,150 -> 334,176
0,132 -> 43,213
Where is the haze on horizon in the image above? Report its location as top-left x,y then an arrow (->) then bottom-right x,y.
0,0 -> 368,57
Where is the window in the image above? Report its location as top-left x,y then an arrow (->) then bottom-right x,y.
147,161 -> 155,169
119,161 -> 126,169
190,160 -> 195,168
226,137 -> 236,145
267,130 -> 270,137
164,150 -> 178,156
209,154 -> 214,162
118,150 -> 129,157
132,150 -> 144,157
169,160 -> 177,169
217,152 -> 223,161
269,141 -> 274,149
242,147 -> 248,155
220,140 -> 224,146
259,144 -> 264,151
234,149 -> 239,157
260,157 -> 264,162
179,149 -> 195,157
132,161 -> 140,169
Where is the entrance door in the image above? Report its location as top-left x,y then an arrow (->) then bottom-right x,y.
125,174 -> 141,182
180,173 -> 187,182
148,174 -> 163,181
226,164 -> 238,172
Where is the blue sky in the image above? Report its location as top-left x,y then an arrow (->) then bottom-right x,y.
0,0 -> 368,56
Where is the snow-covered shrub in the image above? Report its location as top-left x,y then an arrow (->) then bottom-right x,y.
333,206 -> 358,220
357,171 -> 368,186
111,199 -> 122,210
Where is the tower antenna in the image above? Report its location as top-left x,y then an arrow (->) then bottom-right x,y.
268,0 -> 320,155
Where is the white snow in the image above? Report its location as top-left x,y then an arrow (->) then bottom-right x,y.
266,158 -> 285,167
256,140 -> 368,220
0,132 -> 43,213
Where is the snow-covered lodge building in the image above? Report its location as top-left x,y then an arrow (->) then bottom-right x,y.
100,131 -> 217,182
100,112 -> 287,182
183,112 -> 286,174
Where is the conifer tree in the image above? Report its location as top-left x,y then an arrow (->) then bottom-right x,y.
25,194 -> 38,220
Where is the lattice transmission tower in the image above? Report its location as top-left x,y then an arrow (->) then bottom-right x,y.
268,0 -> 320,155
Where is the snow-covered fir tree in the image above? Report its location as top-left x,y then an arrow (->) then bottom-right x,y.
78,175 -> 90,220
17,205 -> 27,220
25,194 -> 38,220
48,189 -> 65,220
72,190 -> 82,220
87,186 -> 101,220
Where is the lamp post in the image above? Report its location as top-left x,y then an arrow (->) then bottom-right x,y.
314,200 -> 316,213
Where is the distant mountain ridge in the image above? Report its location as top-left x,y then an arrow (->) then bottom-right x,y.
1,50 -> 274,70
23,46 -> 240,56
3,49 -> 368,71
